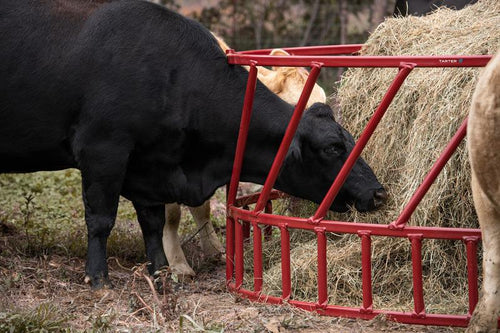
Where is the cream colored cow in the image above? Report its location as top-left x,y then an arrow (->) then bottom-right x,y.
466,50 -> 500,333
163,35 -> 327,278
212,33 -> 326,108
257,49 -> 326,108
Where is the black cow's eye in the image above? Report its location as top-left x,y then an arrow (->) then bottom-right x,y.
323,143 -> 344,155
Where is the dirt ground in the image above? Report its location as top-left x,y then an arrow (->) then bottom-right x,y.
0,176 -> 469,332
0,229 -> 465,333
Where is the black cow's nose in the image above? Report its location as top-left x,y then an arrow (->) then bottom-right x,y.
373,188 -> 388,208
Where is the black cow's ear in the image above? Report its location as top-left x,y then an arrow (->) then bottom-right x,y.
286,138 -> 302,163
307,103 -> 335,121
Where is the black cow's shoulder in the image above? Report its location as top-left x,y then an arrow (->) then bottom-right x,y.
0,0 -> 245,204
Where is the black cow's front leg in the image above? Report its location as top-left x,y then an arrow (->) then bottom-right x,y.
81,174 -> 123,289
75,131 -> 129,289
133,203 -> 168,276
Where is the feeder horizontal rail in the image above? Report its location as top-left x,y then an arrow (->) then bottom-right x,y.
227,54 -> 491,68
228,207 -> 481,241
293,301 -> 472,327
227,283 -> 473,327
234,44 -> 363,56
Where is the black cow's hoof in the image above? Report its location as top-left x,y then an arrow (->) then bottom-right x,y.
152,266 -> 172,293
85,274 -> 113,290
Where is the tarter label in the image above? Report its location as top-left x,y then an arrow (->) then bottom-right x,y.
439,59 -> 464,64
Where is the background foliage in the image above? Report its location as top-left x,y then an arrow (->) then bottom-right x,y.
153,0 -> 397,91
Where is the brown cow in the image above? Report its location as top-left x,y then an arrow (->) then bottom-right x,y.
163,36 -> 327,278
467,50 -> 500,333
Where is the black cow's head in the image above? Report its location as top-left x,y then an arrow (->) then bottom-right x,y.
276,103 -> 387,212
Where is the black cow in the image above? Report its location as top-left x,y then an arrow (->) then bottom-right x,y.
0,0 -> 387,289
394,0 -> 478,16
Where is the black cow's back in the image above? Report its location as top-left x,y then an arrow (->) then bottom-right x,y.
0,0 -> 117,171
0,0 -> 235,176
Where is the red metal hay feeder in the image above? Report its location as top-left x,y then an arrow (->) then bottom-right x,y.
224,44 -> 497,327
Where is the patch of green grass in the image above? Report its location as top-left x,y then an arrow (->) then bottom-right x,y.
0,170 -> 228,264
0,170 -> 143,261
0,171 -> 82,254
0,303 -> 70,333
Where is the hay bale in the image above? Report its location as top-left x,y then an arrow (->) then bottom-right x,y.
337,0 -> 499,229
254,0 -> 499,313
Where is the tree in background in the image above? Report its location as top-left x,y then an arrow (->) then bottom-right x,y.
371,0 -> 389,31
157,0 -> 393,51
153,0 -> 395,92
197,0 -> 392,48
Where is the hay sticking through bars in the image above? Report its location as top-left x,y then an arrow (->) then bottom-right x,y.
247,0 -> 499,314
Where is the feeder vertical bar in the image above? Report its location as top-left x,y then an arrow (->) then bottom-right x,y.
359,231 -> 373,312
464,236 -> 480,315
235,220 -> 244,289
391,117 -> 468,229
253,222 -> 263,294
254,63 -> 323,212
280,224 -> 291,300
316,227 -> 328,307
409,234 -> 425,317
312,63 -> 416,221
226,62 -> 257,285
227,62 -> 259,207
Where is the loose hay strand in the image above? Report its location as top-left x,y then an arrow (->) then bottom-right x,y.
252,0 -> 499,314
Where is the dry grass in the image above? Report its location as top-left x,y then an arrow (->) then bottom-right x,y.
246,0 -> 499,315
1,227 -> 460,332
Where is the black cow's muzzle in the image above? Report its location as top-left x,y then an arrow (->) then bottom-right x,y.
354,187 -> 388,212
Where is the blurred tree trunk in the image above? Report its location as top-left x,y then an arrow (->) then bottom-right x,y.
371,0 -> 388,31
271,0 -> 288,46
254,16 -> 263,49
318,1 -> 334,44
231,0 -> 237,48
246,1 -> 266,49
338,0 -> 347,45
300,0 -> 320,46
336,0 -> 347,81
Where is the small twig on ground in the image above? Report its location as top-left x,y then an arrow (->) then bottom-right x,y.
131,291 -> 156,315
142,273 -> 162,306
108,256 -> 132,271
181,221 -> 209,246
